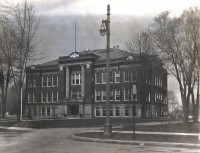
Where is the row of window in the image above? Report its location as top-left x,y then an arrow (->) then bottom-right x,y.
95,89 -> 136,102
42,92 -> 58,103
95,71 -> 137,84
95,107 -> 131,117
28,92 -> 58,103
42,75 -> 58,87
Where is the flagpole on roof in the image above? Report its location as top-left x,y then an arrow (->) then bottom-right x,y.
75,22 -> 77,53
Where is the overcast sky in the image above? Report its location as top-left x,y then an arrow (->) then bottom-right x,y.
11,0 -> 200,63
12,0 -> 200,100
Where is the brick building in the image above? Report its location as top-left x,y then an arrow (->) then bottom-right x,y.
25,48 -> 168,118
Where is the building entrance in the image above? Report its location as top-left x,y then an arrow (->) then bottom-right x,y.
68,105 -> 79,115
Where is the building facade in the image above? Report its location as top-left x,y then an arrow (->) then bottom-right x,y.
25,48 -> 168,118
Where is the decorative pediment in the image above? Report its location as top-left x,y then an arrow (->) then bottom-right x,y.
70,52 -> 79,58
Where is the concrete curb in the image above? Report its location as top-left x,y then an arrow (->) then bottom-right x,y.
71,133 -> 200,148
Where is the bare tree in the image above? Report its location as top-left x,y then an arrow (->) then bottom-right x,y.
11,0 -> 40,122
125,31 -> 156,55
149,8 -> 200,123
0,3 -> 18,117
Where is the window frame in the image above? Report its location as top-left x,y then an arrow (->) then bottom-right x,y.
115,71 -> 120,83
115,90 -> 120,101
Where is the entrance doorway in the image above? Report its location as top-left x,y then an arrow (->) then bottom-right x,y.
68,105 -> 79,115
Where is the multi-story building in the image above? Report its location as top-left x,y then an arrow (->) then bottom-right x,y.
24,48 -> 168,118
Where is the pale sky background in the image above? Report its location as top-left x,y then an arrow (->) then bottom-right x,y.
12,0 -> 200,104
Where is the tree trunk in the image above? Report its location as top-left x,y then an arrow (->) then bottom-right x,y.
194,73 -> 199,122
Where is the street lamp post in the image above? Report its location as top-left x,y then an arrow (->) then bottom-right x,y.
99,4 -> 112,136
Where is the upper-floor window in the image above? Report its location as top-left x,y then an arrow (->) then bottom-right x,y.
33,78 -> 37,87
95,72 -> 101,84
124,71 -> 129,82
47,92 -> 52,102
52,92 -> 58,102
102,72 -> 106,84
110,90 -> 113,101
28,93 -> 33,103
47,76 -> 52,87
71,73 -> 81,85
42,77 -> 47,87
102,90 -> 106,101
124,89 -> 129,101
110,108 -> 113,116
33,93 -> 38,103
53,75 -> 58,86
115,71 -> 120,83
115,90 -> 120,101
131,71 -> 137,82
110,71 -> 113,83
28,79 -> 33,87
95,90 -> 101,101
42,92 -> 46,103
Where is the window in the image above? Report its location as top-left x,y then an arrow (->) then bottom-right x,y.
46,108 -> 50,116
41,108 -> 45,116
47,76 -> 52,86
42,92 -> 46,103
110,90 -> 113,101
115,107 -> 120,116
131,71 -> 137,82
110,71 -> 113,83
33,78 -> 37,87
28,93 -> 33,103
125,108 -> 129,117
115,90 -> 120,101
124,89 -> 129,101
33,93 -> 38,103
52,92 -> 57,102
47,92 -> 51,102
33,108 -> 37,116
95,72 -> 101,84
28,79 -> 33,87
71,73 -> 81,85
115,71 -> 120,83
102,90 -> 106,101
95,108 -> 100,116
110,108 -> 113,116
53,75 -> 57,86
42,76 -> 47,87
95,91 -> 100,101
71,91 -> 77,99
102,72 -> 106,84
102,108 -> 106,116
76,74 -> 81,84
124,71 -> 129,82
77,91 -> 81,98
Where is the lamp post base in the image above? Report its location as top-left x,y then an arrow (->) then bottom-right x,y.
104,123 -> 112,136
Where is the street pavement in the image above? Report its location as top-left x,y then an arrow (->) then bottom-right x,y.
0,127 -> 200,153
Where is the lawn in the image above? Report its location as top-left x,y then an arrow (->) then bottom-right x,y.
75,122 -> 200,144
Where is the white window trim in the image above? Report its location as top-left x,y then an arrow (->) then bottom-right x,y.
57,76 -> 58,86
102,72 -> 106,84
47,92 -> 51,103
28,93 -> 31,103
115,71 -> 120,83
57,92 -> 58,102
95,73 -> 100,84
95,108 -> 101,117
124,108 -> 129,117
124,89 -> 129,101
115,90 -> 120,101
124,71 -> 129,82
95,90 -> 100,102
115,107 -> 120,117
102,90 -> 106,101
110,90 -> 113,101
